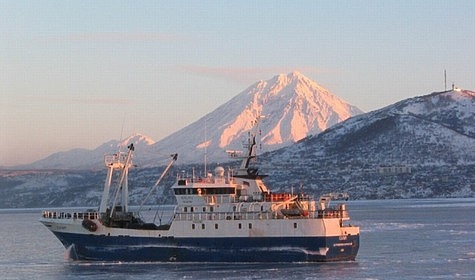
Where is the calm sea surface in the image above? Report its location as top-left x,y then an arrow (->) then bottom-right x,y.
0,198 -> 474,279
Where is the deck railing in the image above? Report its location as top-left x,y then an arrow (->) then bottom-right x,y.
173,208 -> 348,222
41,207 -> 349,223
41,211 -> 100,220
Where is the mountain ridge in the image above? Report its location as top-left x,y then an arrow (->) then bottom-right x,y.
19,133 -> 157,170
1,88 -> 473,207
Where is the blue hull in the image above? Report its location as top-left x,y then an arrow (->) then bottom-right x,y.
53,232 -> 359,262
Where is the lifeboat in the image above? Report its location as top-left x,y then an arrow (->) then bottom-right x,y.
82,218 -> 98,232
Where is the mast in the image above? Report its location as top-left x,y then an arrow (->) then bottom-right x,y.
444,69 -> 447,91
100,158 -> 115,213
204,119 -> 208,178
100,145 -> 133,213
106,144 -> 135,217
234,116 -> 263,177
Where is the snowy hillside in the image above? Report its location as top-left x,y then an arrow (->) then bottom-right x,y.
259,89 -> 475,199
305,89 -> 475,165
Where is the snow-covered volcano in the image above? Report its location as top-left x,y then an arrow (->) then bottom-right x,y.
19,71 -> 362,169
152,71 -> 362,164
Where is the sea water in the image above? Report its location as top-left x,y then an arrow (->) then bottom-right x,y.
0,198 -> 474,279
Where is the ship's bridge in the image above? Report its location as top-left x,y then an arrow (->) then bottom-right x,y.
172,164 -> 272,207
172,166 -> 239,206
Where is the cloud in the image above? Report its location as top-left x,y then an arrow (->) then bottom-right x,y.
67,97 -> 136,105
30,95 -> 136,106
46,31 -> 183,43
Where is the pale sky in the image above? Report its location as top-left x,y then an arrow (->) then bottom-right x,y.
1,1 -> 474,166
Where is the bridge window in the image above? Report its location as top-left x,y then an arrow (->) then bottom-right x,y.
174,187 -> 235,195
202,187 -> 236,195
174,188 -> 200,195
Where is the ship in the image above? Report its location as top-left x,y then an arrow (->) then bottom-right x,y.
40,119 -> 360,262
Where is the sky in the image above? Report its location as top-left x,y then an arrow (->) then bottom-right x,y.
1,0 -> 474,166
